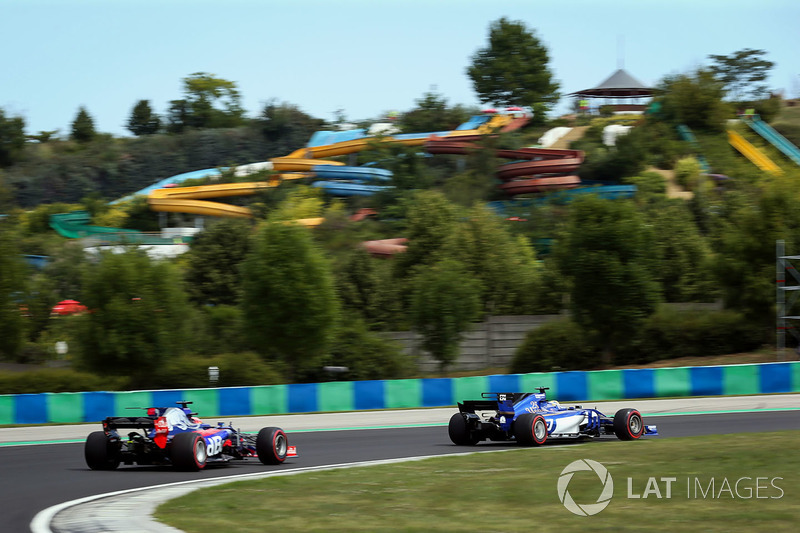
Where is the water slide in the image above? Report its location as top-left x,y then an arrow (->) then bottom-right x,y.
49,211 -> 186,244
423,139 -> 583,196
728,130 -> 783,174
146,111 -> 526,217
676,125 -> 712,173
743,116 -> 800,166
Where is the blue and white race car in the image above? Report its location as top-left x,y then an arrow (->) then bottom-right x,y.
449,388 -> 657,446
85,401 -> 297,471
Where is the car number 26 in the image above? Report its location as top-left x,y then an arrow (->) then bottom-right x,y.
205,435 -> 223,456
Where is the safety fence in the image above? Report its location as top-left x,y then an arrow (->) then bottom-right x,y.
1,362 -> 798,425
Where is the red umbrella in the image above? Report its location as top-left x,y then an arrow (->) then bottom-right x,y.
51,299 -> 87,316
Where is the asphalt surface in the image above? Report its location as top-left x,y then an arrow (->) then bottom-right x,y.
0,395 -> 797,532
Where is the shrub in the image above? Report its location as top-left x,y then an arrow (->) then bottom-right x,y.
624,307 -> 765,364
145,352 -> 284,389
673,157 -> 702,190
0,368 -> 128,394
510,319 -> 598,373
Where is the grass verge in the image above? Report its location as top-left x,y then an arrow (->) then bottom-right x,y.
155,431 -> 798,532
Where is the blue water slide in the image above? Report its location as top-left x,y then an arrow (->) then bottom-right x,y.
311,181 -> 391,197
111,168 -> 224,204
311,165 -> 392,181
676,125 -> 712,173
307,129 -> 367,147
745,116 -> 800,166
456,115 -> 491,130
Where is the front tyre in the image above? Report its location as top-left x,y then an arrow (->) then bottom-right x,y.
171,432 -> 208,471
257,427 -> 288,465
448,413 -> 478,445
84,431 -> 120,470
613,408 -> 644,440
514,413 -> 548,446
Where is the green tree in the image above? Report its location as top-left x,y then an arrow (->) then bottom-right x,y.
393,191 -> 460,278
398,90 -> 472,134
0,221 -> 26,360
710,175 -> 800,325
184,219 -> 252,306
708,48 -> 774,101
655,69 -> 731,132
651,202 -> 716,302
466,17 -> 560,120
70,106 -> 96,143
0,108 -> 26,168
74,250 -> 189,379
260,100 -> 325,150
556,197 -> 661,362
240,221 -> 340,380
126,100 -> 161,136
166,99 -> 190,134
409,258 -> 481,373
180,72 -> 246,129
443,204 -> 542,314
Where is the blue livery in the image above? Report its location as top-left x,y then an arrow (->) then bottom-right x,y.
449,387 -> 658,446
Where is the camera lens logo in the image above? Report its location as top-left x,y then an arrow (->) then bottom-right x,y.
557,459 -> 614,516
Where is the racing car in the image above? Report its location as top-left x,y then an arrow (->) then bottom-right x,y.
448,388 -> 657,446
84,401 -> 297,471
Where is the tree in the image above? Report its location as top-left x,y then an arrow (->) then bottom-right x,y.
398,90 -> 472,134
0,221 -> 26,360
126,100 -> 161,136
393,191 -> 460,279
466,18 -> 560,120
166,99 -> 190,134
183,72 -> 245,129
70,106 -> 96,143
0,108 -> 26,167
442,204 -> 542,314
74,250 -> 189,379
260,100 -> 325,151
409,258 -> 481,373
240,221 -> 340,380
708,48 -> 774,101
655,69 -> 731,132
184,219 -> 252,306
556,196 -> 661,362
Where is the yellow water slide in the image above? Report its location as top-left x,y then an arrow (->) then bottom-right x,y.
148,113 -> 518,218
728,130 -> 782,174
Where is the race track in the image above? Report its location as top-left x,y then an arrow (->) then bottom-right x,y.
2,409 -> 799,532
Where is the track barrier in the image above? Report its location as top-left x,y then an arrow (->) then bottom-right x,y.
1,362 -> 798,425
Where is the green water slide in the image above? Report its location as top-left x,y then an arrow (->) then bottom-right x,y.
49,211 -> 184,244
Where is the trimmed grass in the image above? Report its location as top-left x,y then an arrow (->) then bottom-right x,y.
155,431 -> 799,532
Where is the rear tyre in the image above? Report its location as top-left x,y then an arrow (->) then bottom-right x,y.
257,427 -> 288,465
514,413 -> 548,446
613,408 -> 644,441
171,432 -> 207,471
448,413 -> 478,445
84,431 -> 120,470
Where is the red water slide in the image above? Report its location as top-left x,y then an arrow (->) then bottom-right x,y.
424,138 -> 584,196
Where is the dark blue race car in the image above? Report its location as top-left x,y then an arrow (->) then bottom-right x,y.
85,401 -> 297,471
449,388 -> 658,446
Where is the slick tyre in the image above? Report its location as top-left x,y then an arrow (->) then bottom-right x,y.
514,413 -> 548,446
171,432 -> 208,471
613,408 -> 644,441
257,427 -> 288,465
84,431 -> 120,470
448,413 -> 478,445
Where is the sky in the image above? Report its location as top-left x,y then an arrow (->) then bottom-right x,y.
3,0 -> 799,137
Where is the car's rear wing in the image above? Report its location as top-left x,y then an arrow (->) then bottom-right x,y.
458,392 -> 534,414
102,416 -> 157,431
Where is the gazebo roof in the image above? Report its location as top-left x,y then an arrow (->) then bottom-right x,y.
570,69 -> 654,98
